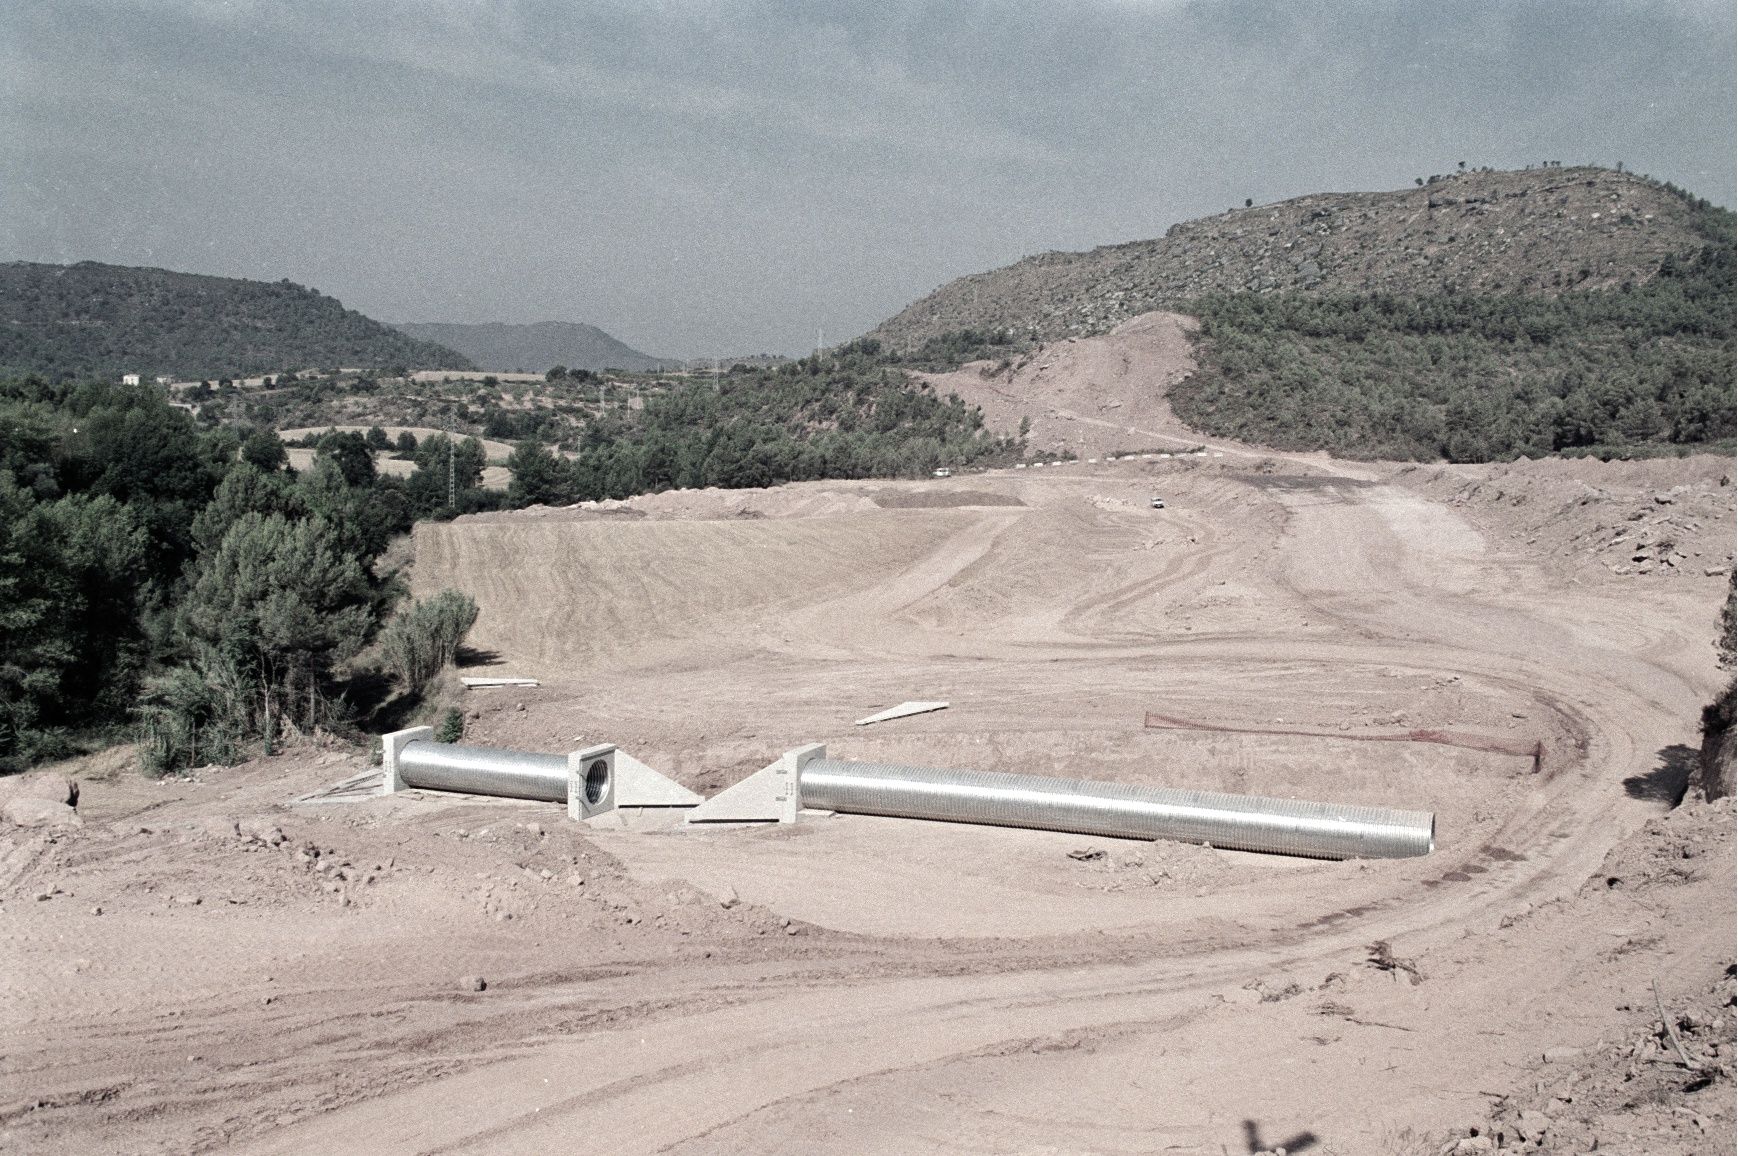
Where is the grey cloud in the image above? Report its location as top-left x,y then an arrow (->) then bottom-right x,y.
3,1 -> 1732,356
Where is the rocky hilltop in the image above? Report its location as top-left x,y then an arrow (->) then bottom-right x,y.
868,167 -> 1719,348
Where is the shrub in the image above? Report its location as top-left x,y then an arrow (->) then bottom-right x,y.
434,707 -> 464,744
377,589 -> 479,698
135,646 -> 251,776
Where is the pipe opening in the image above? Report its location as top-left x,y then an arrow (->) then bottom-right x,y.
585,759 -> 611,805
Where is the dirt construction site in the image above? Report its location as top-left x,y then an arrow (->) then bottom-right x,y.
3,315 -> 1735,1154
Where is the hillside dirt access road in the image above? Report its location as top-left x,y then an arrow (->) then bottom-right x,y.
3,313 -> 1733,1154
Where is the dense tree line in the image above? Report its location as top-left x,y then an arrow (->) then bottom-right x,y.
0,261 -> 469,381
1172,229 -> 1735,462
507,349 -> 1016,505
0,378 -> 487,773
0,353 -> 1013,772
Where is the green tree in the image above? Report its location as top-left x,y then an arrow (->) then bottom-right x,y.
506,440 -> 573,506
315,429 -> 376,487
70,393 -> 220,579
178,512 -> 374,742
407,433 -> 486,515
240,428 -> 288,472
0,483 -> 149,768
191,462 -> 308,554
296,457 -> 409,566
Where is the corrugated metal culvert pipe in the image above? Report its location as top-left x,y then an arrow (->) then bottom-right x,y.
383,731 -> 616,820
397,741 -> 605,803
797,758 -> 1434,860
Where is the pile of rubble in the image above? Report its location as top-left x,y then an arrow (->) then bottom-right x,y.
1440,961 -> 1732,1152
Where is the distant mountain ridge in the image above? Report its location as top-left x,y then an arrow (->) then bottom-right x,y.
866,167 -> 1724,348
0,261 -> 469,380
391,321 -> 671,373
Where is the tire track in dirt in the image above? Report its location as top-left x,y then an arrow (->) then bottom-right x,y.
13,437 -> 1726,1154
222,456 -> 1719,1154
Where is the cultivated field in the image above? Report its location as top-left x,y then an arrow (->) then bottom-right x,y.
279,426 -> 517,489
3,319 -> 1733,1153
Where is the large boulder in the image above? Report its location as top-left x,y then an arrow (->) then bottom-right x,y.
0,772 -> 79,809
2,797 -> 84,829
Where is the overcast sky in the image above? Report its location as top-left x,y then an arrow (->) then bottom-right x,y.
4,1 -> 1733,357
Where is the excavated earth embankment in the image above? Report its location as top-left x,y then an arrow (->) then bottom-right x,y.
2,319 -> 1732,1154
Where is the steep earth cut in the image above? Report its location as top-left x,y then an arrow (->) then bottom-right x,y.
915,310 -> 1203,460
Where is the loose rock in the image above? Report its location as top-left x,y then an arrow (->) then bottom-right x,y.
202,816 -> 240,840
0,772 -> 79,809
240,818 -> 287,846
3,798 -> 84,829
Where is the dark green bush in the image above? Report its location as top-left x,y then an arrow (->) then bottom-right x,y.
434,708 -> 464,744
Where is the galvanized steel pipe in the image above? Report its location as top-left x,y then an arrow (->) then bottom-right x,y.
798,758 -> 1433,859
396,740 -> 612,808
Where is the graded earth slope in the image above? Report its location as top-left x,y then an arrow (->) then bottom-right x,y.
915,310 -> 1204,460
869,167 -> 1718,348
2,438 -> 1732,1152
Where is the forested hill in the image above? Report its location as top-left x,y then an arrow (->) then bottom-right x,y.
0,262 -> 471,381
867,167 -> 1724,349
391,321 -> 671,373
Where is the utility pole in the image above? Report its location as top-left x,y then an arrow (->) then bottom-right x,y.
447,429 -> 456,511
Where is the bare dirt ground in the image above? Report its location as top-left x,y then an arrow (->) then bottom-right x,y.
3,315 -> 1734,1154
918,310 -> 1207,461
